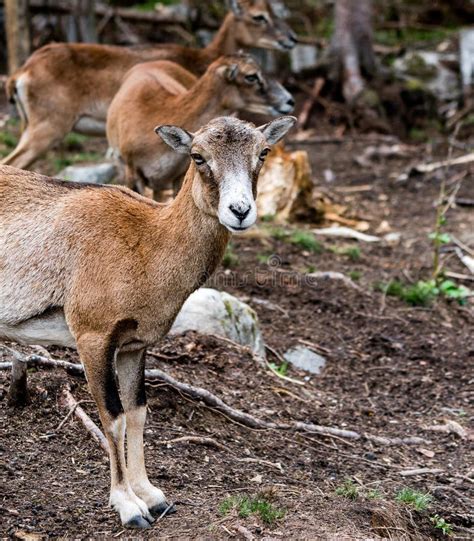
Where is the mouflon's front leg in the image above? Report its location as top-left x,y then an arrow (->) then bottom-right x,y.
77,333 -> 154,529
116,348 -> 174,517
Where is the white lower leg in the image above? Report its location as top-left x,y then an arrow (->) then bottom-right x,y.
126,406 -> 167,510
107,414 -> 154,525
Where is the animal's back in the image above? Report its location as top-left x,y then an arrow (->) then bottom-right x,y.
107,61 -> 196,163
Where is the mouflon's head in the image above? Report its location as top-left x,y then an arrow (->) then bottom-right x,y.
228,0 -> 297,52
155,115 -> 296,233
210,53 -> 294,115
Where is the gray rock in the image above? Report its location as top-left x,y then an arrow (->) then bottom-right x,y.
290,44 -> 318,74
284,346 -> 326,374
460,29 -> 474,91
393,51 -> 460,101
170,288 -> 265,358
58,162 -> 117,184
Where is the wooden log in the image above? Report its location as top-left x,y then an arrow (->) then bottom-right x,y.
0,0 -> 190,24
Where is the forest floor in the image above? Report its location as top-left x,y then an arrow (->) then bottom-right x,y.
0,95 -> 473,540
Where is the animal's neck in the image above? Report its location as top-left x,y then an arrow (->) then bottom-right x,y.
203,14 -> 241,61
177,74 -> 232,128
155,168 -> 230,284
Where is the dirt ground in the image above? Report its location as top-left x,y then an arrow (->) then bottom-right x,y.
0,92 -> 473,540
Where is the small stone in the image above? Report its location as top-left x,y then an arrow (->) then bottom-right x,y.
250,474 -> 263,484
283,346 -> 326,374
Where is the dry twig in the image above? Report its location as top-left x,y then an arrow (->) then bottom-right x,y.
59,387 -> 109,453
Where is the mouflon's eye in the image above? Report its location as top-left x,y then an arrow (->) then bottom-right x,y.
259,148 -> 270,161
245,74 -> 259,83
252,14 -> 267,24
191,153 -> 205,165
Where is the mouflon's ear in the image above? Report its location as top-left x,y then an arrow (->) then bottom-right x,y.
215,62 -> 239,82
257,116 -> 296,145
155,125 -> 194,154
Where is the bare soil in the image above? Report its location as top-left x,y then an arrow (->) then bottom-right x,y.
0,96 -> 473,539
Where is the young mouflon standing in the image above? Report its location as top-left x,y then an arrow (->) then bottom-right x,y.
0,115 -> 296,529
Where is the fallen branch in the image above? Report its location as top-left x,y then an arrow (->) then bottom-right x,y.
411,152 -> 474,174
366,435 -> 428,446
59,387 -> 109,454
444,271 -> 474,282
455,198 -> 474,207
1,351 -> 429,447
0,349 -> 84,376
306,271 -> 365,293
159,436 -> 283,471
159,435 -> 229,451
145,368 -> 429,445
455,247 -> 474,275
296,77 -> 325,130
312,226 -> 380,243
400,468 -> 444,477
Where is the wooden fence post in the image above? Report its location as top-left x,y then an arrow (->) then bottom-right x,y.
4,0 -> 31,74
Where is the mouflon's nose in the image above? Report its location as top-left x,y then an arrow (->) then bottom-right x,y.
229,204 -> 251,222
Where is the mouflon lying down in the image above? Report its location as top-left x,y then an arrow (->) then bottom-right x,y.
0,115 -> 296,529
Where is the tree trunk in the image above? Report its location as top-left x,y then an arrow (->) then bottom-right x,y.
65,0 -> 97,43
4,0 -> 31,74
328,0 -> 376,102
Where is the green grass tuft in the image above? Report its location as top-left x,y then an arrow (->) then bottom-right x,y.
367,489 -> 381,500
349,270 -> 362,281
335,479 -> 359,500
0,131 -> 18,148
268,361 -> 289,377
270,227 -> 289,241
377,279 -> 470,306
222,243 -> 239,269
396,488 -> 432,511
289,230 -> 322,253
257,253 -> 271,264
331,245 -> 361,261
430,514 -> 453,536
63,133 -> 89,150
219,495 -> 284,525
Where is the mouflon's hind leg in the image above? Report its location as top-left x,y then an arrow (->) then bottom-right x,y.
116,348 -> 175,517
77,333 -> 154,529
0,114 -> 74,170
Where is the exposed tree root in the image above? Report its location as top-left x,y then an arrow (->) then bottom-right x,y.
145,368 -> 429,446
0,353 -> 430,447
